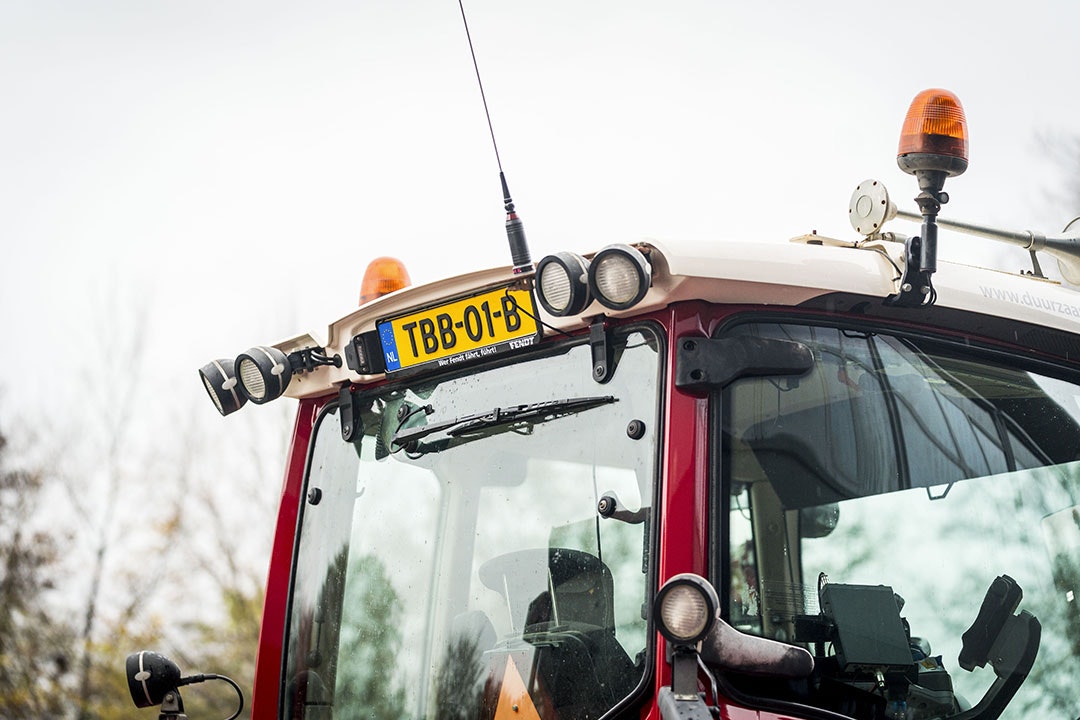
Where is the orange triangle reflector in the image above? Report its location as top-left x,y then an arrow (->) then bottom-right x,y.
493,655 -> 542,720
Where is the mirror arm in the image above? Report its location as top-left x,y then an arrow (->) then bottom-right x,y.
675,337 -> 814,396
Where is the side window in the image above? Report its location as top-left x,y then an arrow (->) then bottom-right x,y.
718,320 -> 1080,719
727,483 -> 759,633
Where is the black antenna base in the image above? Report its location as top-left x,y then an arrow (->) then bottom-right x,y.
500,172 -> 515,214
500,172 -> 532,273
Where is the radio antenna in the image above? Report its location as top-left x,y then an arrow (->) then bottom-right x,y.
457,0 -> 533,274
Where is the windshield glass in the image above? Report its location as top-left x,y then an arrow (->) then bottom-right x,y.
721,322 -> 1080,720
283,327 -> 661,720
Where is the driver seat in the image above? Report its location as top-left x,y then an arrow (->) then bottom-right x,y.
477,548 -> 636,719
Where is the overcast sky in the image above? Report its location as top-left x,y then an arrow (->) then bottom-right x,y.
2,0 -> 1079,422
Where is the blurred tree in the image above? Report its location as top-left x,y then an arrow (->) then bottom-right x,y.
172,400 -> 292,720
1,284 -> 292,720
78,621 -> 167,720
432,634 -> 485,720
57,298 -> 180,720
1039,132 -> 1080,212
0,425 -> 76,718
334,554 -> 406,720
69,399 -> 288,720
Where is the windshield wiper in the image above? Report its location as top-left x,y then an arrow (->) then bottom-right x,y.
391,395 -> 617,453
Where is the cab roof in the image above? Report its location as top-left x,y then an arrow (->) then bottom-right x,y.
277,235 -> 1080,399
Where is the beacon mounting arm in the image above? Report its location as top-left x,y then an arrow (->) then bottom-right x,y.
887,89 -> 969,308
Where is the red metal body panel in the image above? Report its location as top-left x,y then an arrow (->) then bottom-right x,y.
654,303 -> 804,720
251,398 -> 323,719
648,303 -> 711,713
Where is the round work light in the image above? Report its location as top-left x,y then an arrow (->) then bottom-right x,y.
235,346 -> 293,404
125,650 -> 246,719
588,244 -> 651,310
126,651 -> 182,709
199,358 -> 247,416
536,252 -> 591,316
654,573 -> 719,645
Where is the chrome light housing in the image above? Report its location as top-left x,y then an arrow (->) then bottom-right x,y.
654,573 -> 719,645
588,244 -> 651,310
536,251 -> 591,316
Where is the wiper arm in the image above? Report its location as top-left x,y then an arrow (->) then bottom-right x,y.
391,395 -> 617,452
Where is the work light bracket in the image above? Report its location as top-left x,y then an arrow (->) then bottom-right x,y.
288,347 -> 342,373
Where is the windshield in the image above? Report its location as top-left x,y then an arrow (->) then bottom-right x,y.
721,322 -> 1080,720
283,327 -> 661,720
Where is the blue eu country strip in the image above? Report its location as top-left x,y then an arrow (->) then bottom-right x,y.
378,322 -> 401,371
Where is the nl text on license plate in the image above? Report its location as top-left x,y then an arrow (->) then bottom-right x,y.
378,287 -> 541,372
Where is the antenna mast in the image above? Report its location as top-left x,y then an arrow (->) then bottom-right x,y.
457,0 -> 533,274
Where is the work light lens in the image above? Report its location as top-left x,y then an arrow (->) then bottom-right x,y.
594,255 -> 638,302
654,573 -> 719,644
536,252 -> 590,316
660,586 -> 710,639
588,245 -> 651,310
238,358 -> 266,399
540,262 -> 571,309
235,346 -> 292,404
198,359 -> 246,416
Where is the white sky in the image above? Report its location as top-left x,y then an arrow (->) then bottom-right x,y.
2,0 -> 1079,421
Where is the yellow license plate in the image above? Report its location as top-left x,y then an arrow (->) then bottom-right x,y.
378,286 -> 540,372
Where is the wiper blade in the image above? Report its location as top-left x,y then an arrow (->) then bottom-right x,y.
391,395 -> 617,451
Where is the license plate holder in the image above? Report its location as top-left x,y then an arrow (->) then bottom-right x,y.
378,286 -> 541,373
